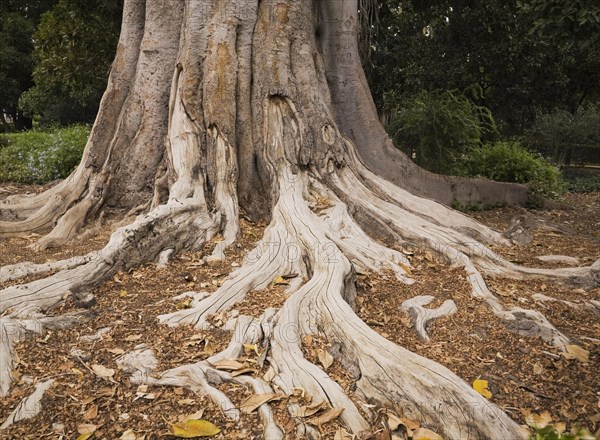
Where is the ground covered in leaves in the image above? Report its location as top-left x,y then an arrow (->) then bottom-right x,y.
1,183 -> 599,440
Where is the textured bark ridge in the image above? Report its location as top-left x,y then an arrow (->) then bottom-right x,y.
1,1 -> 599,438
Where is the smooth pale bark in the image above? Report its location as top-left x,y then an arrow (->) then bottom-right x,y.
1,1 -> 598,438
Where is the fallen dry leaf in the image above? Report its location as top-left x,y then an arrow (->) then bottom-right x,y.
561,345 -> 589,363
120,430 -> 137,440
77,423 -> 97,435
212,359 -> 246,371
107,348 -> 125,355
239,393 -> 283,414
263,366 -> 276,382
164,417 -> 221,438
334,428 -> 352,440
525,411 -> 553,429
91,364 -> 115,378
293,400 -> 328,418
473,379 -> 493,399
83,405 -> 98,420
183,410 -> 205,422
317,349 -> 333,370
308,407 -> 344,427
413,427 -> 442,440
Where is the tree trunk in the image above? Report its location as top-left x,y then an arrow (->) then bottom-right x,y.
1,1 -> 598,438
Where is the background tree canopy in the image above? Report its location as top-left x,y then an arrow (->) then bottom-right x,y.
1,0 -> 598,174
0,0 -> 121,128
363,0 -> 600,172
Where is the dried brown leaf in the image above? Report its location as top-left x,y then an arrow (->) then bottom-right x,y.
317,349 -> 333,371
293,400 -> 328,418
240,393 -> 283,414
308,407 -> 344,427
83,405 -> 98,420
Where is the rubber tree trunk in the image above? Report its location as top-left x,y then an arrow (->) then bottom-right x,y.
3,1 -> 597,438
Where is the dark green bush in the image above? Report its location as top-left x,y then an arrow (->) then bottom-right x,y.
563,168 -> 600,193
0,124 -> 89,183
464,141 -> 565,199
386,89 -> 496,174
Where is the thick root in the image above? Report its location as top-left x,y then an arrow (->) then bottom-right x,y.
0,379 -> 55,429
118,316 -> 284,439
401,295 -> 458,341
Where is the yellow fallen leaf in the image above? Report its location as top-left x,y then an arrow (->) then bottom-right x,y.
400,263 -> 412,274
119,290 -> 128,298
273,276 -> 289,286
76,434 -> 94,440
164,418 -> 221,438
473,379 -> 493,399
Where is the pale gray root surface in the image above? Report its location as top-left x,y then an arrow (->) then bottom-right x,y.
0,379 -> 55,430
0,255 -> 92,284
537,255 -> 582,266
401,296 -> 458,341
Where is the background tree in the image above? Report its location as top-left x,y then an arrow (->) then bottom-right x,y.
0,0 -> 57,131
367,0 -> 600,135
19,0 -> 122,125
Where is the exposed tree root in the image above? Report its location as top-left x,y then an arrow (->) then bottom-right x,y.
401,296 -> 458,342
0,379 -> 55,430
119,316 -> 284,439
0,255 -> 92,284
5,97 -> 597,438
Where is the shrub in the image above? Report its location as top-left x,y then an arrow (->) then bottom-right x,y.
463,141 -> 565,199
385,89 -> 496,174
563,168 -> 600,193
526,104 -> 600,165
0,124 -> 89,183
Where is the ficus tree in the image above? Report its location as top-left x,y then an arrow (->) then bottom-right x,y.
1,1 -> 598,438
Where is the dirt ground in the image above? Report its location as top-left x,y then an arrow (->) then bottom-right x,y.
1,185 -> 599,440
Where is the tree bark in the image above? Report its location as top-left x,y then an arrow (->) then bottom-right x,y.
1,1 -> 598,438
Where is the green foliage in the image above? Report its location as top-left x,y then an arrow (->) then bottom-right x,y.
526,104 -> 600,165
563,168 -> 600,193
518,0 -> 600,49
529,425 -> 595,440
366,1 -> 600,136
0,124 -> 89,183
18,0 -> 121,125
0,1 -> 58,130
386,89 -> 496,174
463,141 -> 565,199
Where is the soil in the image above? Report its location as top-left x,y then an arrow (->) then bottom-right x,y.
1,187 -> 599,440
